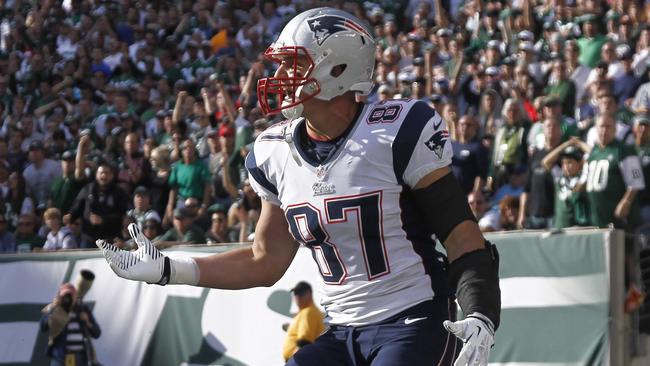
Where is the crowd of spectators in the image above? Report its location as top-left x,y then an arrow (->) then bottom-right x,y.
0,0 -> 649,255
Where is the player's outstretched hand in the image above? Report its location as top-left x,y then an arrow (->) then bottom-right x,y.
443,312 -> 495,366
96,223 -> 170,285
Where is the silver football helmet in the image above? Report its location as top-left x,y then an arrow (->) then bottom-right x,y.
257,7 -> 376,119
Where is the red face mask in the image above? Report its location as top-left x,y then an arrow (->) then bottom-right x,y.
256,45 -> 320,116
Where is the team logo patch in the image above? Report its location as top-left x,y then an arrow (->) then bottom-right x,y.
307,15 -> 370,46
425,130 -> 449,158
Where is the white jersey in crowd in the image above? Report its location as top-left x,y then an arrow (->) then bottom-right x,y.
246,99 -> 453,326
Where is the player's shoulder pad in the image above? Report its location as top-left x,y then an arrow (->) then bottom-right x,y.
247,119 -> 293,167
362,98 -> 427,126
390,99 -> 442,144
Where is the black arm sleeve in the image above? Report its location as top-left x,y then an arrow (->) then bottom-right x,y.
412,173 -> 501,328
411,172 -> 476,243
448,242 -> 501,329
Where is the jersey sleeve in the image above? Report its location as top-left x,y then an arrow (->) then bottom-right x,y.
619,146 -> 646,190
245,140 -> 281,206
391,100 -> 453,188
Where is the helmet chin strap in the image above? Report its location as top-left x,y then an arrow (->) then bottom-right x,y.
281,82 -> 315,120
282,102 -> 304,120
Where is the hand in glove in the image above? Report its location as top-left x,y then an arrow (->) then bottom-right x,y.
96,223 -> 198,285
443,312 -> 495,366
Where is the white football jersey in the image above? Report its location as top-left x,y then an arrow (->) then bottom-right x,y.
246,99 -> 453,326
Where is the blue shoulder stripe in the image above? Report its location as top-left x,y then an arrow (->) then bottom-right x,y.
392,101 -> 437,185
245,149 -> 279,195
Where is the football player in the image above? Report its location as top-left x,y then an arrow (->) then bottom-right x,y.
96,8 -> 500,366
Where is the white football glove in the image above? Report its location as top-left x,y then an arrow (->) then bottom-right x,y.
444,312 -> 495,366
96,223 -> 199,285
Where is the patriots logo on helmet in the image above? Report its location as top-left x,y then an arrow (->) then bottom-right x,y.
307,15 -> 370,46
425,130 -> 449,158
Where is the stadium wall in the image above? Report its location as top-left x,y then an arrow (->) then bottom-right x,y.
0,229 -> 629,365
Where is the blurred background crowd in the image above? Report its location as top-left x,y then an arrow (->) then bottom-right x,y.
0,0 -> 648,255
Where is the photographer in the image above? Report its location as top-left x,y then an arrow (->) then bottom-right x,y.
40,281 -> 101,366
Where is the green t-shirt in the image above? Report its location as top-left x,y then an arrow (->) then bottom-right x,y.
577,35 -> 607,68
157,225 -> 205,244
554,174 -> 590,229
50,175 -> 86,214
14,234 -> 45,252
168,159 -> 212,200
583,140 -> 642,228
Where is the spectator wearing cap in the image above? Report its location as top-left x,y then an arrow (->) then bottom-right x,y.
564,40 -> 592,105
576,14 -> 607,68
517,117 -> 563,230
529,97 -> 578,152
632,114 -> 650,223
165,139 -> 212,225
282,281 -> 325,362
49,149 -> 86,214
157,207 -> 205,246
485,40 -> 502,67
451,115 -> 489,194
544,58 -> 577,117
68,161 -> 129,243
434,28 -> 453,62
542,138 -> 591,229
141,211 -> 162,242
612,45 -> 642,108
126,186 -> 160,230
518,41 -> 544,85
116,132 -> 152,196
23,140 -> 63,211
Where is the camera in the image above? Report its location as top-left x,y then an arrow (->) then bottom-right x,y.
60,294 -> 74,312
